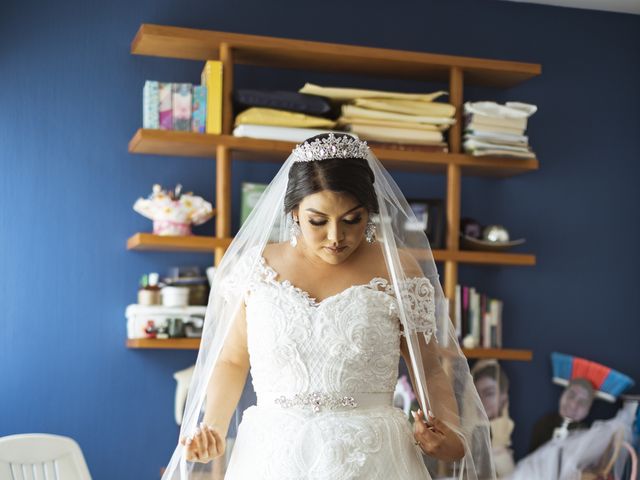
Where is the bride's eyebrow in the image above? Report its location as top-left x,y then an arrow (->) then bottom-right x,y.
305,205 -> 363,217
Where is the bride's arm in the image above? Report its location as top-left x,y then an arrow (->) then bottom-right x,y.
399,334 -> 459,427
396,249 -> 464,461
400,334 -> 465,462
203,302 -> 250,437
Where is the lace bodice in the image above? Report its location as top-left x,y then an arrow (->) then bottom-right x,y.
224,251 -> 437,397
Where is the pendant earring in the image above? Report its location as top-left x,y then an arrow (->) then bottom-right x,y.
289,214 -> 301,247
365,220 -> 376,244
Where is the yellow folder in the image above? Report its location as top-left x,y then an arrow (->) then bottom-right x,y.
353,98 -> 455,118
299,83 -> 448,102
338,116 -> 444,132
234,107 -> 336,128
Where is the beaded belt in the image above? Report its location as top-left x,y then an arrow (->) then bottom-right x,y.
257,391 -> 394,413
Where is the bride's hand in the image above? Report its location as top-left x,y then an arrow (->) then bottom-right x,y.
412,409 -> 465,462
180,423 -> 226,463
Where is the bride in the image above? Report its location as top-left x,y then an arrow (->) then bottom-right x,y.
162,133 -> 495,479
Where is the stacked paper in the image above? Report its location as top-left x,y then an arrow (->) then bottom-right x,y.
464,101 -> 537,159
300,83 -> 455,150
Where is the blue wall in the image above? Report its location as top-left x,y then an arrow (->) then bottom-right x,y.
1,0 -> 639,478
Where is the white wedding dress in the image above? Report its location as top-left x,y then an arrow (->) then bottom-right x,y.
223,253 -> 436,479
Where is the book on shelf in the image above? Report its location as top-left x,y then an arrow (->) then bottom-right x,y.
454,284 -> 503,349
142,81 -> 159,129
140,60 -> 222,135
158,82 -> 173,130
192,86 -> 207,133
201,60 -> 223,135
172,83 -> 192,131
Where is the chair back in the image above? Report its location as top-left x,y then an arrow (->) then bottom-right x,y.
0,433 -> 92,480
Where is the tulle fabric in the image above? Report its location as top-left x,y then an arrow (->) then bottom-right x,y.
161,139 -> 495,479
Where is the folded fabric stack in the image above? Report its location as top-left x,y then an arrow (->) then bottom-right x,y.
463,101 -> 537,159
232,89 -> 345,142
300,83 -> 455,152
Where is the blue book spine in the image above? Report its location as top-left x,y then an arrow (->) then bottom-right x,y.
192,86 -> 207,133
142,81 -> 159,129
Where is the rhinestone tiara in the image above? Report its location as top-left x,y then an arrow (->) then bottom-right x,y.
292,133 -> 370,163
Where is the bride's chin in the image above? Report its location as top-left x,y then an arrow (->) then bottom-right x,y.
319,247 -> 350,264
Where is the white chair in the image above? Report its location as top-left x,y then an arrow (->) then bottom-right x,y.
0,433 -> 92,480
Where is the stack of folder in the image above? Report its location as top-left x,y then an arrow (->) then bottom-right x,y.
463,101 -> 537,159
232,89 -> 342,143
300,83 -> 456,151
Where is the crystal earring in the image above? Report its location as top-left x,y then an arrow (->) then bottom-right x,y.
289,214 -> 301,247
365,220 -> 376,244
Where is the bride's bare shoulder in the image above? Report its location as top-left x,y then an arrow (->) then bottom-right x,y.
262,242 -> 291,264
361,242 -> 422,277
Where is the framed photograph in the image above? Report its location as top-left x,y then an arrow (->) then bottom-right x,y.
240,182 -> 283,242
405,198 -> 445,249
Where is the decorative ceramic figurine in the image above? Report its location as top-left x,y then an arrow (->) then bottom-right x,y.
133,184 -> 214,236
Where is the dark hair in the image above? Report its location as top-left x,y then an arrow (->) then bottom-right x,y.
473,363 -> 510,393
284,133 -> 378,214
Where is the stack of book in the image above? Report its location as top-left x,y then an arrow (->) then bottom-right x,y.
142,60 -> 223,135
454,284 -> 503,349
299,83 -> 455,152
463,101 -> 537,159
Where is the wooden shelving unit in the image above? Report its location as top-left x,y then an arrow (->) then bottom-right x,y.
127,338 -> 533,361
129,129 -> 539,177
127,23 -> 541,360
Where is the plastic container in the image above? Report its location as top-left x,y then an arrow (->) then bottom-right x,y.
138,272 -> 161,305
161,286 -> 190,307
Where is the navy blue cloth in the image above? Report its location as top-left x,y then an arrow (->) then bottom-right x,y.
233,89 -> 337,118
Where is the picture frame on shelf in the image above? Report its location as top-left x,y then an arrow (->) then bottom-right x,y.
405,198 -> 445,249
240,182 -> 283,242
240,182 -> 268,226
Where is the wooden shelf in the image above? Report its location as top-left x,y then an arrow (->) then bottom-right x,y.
126,338 -> 532,361
131,24 -> 541,88
126,234 -> 534,266
126,338 -> 200,350
439,249 -> 536,266
463,348 -> 533,362
127,233 -> 232,252
129,129 -> 539,177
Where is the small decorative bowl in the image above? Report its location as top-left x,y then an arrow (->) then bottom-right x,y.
460,233 -> 526,252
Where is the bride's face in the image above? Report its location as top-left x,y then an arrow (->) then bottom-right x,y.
293,190 -> 369,265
